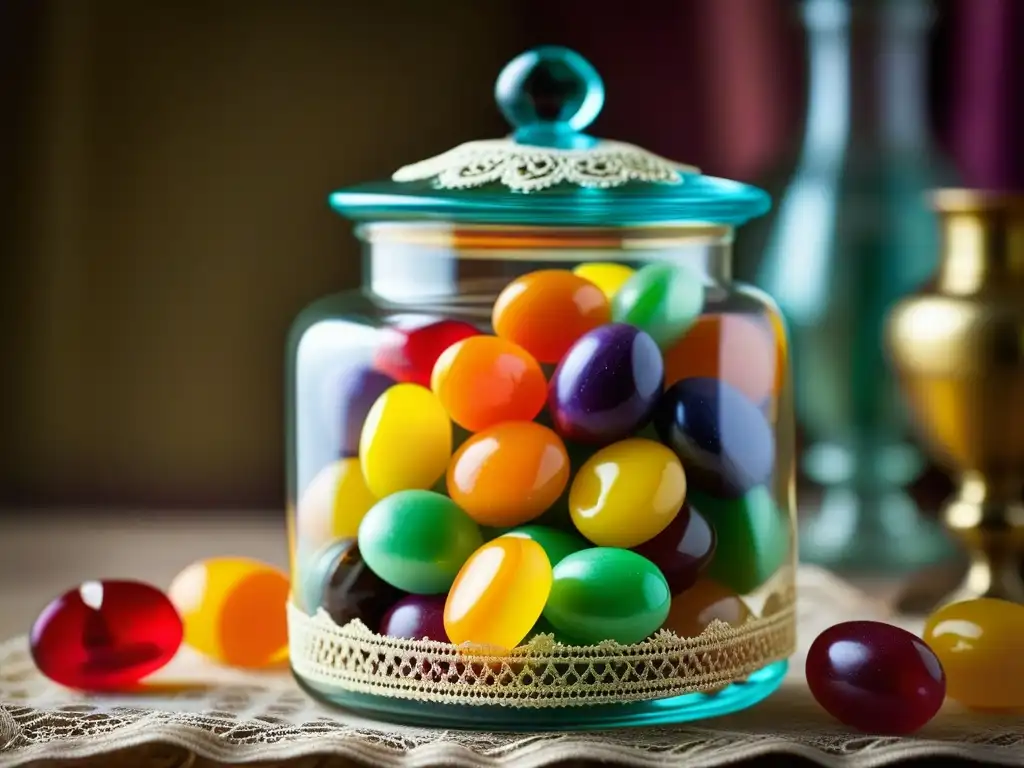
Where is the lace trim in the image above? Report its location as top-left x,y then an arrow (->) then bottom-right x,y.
391,138 -> 698,193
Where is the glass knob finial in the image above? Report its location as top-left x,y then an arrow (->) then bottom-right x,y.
495,46 -> 604,147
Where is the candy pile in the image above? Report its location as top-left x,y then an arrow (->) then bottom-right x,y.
296,261 -> 789,651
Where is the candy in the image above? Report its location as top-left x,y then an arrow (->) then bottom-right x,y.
446,421 -> 570,527
806,621 -> 946,734
374,318 -> 481,386
544,548 -> 671,645
631,503 -> 716,594
569,438 -> 686,548
445,537 -> 552,650
335,367 -> 396,456
169,558 -> 289,668
296,458 -> 377,553
359,383 -> 452,498
502,525 -> 588,566
653,377 -> 774,497
572,262 -> 635,300
358,490 -> 483,594
301,538 -> 402,629
690,486 -> 789,595
611,262 -> 705,349
661,578 -> 750,637
923,598 -> 1024,710
492,269 -> 611,363
430,335 -> 547,432
662,314 -> 777,404
380,595 -> 450,642
548,324 -> 664,444
30,580 -> 183,691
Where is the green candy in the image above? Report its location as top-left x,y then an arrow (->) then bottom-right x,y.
502,525 -> 588,566
543,548 -> 671,646
691,485 -> 790,594
611,262 -> 705,349
358,490 -> 483,594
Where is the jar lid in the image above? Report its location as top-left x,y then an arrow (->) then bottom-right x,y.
330,46 -> 770,227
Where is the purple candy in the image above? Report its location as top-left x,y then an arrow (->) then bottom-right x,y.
547,323 -> 664,445
631,503 -> 716,594
379,595 -> 450,642
337,367 -> 395,457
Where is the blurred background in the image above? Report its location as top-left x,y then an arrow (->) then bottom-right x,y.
1,0 -> 1021,521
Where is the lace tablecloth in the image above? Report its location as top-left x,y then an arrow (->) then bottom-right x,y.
2,566 -> 1022,768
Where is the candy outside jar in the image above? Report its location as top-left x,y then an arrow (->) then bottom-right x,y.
286,47 -> 797,729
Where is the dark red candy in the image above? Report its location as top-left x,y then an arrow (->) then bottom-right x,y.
631,503 -> 716,594
373,317 -> 481,386
806,621 -> 946,734
380,595 -> 449,642
30,580 -> 183,691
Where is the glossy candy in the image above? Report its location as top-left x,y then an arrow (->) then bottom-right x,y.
430,335 -> 547,432
446,421 -> 570,527
611,262 -> 705,349
661,578 -> 750,638
544,548 -> 671,645
632,503 -> 716,594
374,318 -> 481,386
572,262 -> 635,300
569,438 -> 686,548
169,558 -> 289,668
548,324 -> 664,444
380,595 -> 450,642
806,621 -> 946,734
502,525 -> 588,566
923,598 -> 1024,710
662,314 -> 777,404
358,490 -> 483,594
30,580 -> 183,691
653,377 -> 774,497
296,458 -> 377,553
492,269 -> 611,363
301,538 -> 402,629
445,537 -> 553,649
335,367 -> 396,456
359,383 -> 452,498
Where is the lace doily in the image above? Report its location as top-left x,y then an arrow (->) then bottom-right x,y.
3,566 -> 1024,768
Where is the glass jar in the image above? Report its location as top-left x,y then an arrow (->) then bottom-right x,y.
286,47 -> 796,730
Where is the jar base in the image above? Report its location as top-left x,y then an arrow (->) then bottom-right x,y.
294,660 -> 787,731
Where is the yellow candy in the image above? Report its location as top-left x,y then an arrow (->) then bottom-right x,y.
359,383 -> 452,498
297,458 -> 377,553
572,262 -> 635,301
569,438 -> 686,548
444,537 -> 552,650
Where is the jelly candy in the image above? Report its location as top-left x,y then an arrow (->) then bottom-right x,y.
296,458 -> 377,554
359,383 -> 452,498
653,377 -> 774,497
445,537 -> 552,650
923,597 -> 1024,710
358,489 -> 483,594
662,314 -> 777,405
430,335 -> 547,432
569,438 -> 686,548
572,262 -> 635,300
169,558 -> 289,668
380,594 -> 450,642
611,262 -> 705,349
548,324 -> 664,445
492,269 -> 611,363
502,524 -> 588,566
691,486 -> 789,595
446,421 -> 570,527
30,580 -> 183,691
525,615 -> 584,646
660,578 -> 750,638
632,503 -> 716,594
335,367 -> 396,457
300,538 -> 402,629
544,548 -> 671,645
374,318 -> 481,386
806,621 -> 946,734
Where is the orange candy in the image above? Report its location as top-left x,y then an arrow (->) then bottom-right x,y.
663,313 -> 777,403
430,335 -> 547,432
447,421 -> 570,527
661,578 -> 751,638
492,270 -> 611,364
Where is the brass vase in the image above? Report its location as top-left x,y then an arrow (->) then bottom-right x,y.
886,190 -> 1024,605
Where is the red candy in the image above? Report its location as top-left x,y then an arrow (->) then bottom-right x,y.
374,318 -> 481,386
805,621 -> 945,734
30,580 -> 183,691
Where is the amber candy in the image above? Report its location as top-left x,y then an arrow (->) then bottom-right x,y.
661,578 -> 750,638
